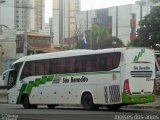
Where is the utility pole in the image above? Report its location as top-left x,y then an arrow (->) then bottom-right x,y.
86,10 -> 90,49
24,8 -> 28,56
59,0 -> 64,51
116,6 -> 118,38
137,0 -> 146,21
49,18 -> 53,47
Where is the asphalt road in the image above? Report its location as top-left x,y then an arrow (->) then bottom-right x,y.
0,104 -> 160,120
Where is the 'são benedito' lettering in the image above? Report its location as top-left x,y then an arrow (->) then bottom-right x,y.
63,76 -> 88,83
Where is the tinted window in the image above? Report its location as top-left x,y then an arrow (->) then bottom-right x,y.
20,52 -> 121,77
8,62 -> 22,86
56,58 -> 65,74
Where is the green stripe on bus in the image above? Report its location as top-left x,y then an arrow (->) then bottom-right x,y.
133,49 -> 145,62
16,75 -> 55,104
26,81 -> 34,96
16,83 -> 28,104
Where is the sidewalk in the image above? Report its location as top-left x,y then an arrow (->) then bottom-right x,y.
0,89 -> 8,104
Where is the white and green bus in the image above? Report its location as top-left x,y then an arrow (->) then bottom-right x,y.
2,47 -> 155,110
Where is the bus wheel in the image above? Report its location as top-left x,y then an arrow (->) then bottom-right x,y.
82,94 -> 97,110
47,105 -> 57,109
22,95 -> 31,109
107,104 -> 121,111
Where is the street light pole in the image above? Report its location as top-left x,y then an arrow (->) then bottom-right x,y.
59,0 -> 64,51
116,6 -> 118,38
137,0 -> 146,21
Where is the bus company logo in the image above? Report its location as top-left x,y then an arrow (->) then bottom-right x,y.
133,66 -> 150,71
62,76 -> 88,83
52,77 -> 61,84
71,76 -> 88,83
133,49 -> 145,62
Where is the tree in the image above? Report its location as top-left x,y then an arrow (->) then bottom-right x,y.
137,6 -> 160,50
92,22 -> 108,49
99,36 -> 124,49
127,38 -> 143,47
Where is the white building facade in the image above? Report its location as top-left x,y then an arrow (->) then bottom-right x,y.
0,0 -> 16,76
108,0 -> 159,45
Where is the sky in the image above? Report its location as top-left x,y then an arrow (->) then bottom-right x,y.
45,0 -> 53,23
45,0 -> 138,23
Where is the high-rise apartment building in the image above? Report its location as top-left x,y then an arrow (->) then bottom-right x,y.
33,0 -> 45,30
52,0 -> 79,46
0,0 -> 15,29
14,0 -> 45,30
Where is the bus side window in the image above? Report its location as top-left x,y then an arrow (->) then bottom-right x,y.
82,56 -> 87,72
39,61 -> 45,75
101,54 -> 106,71
113,53 -> 121,68
66,57 -> 75,73
44,60 -> 50,75
49,59 -> 56,74
95,55 -> 100,71
85,55 -> 94,72
106,54 -> 113,70
56,58 -> 65,74
30,61 -> 35,76
75,57 -> 82,73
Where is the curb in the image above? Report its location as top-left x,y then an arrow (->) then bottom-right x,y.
123,105 -> 160,109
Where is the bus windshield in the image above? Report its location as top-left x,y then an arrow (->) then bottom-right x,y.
7,62 -> 22,88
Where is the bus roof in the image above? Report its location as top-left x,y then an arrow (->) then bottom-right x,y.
12,47 -> 151,65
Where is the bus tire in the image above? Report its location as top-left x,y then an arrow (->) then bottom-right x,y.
47,105 -> 57,109
82,94 -> 97,110
107,104 -> 121,111
22,95 -> 31,109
